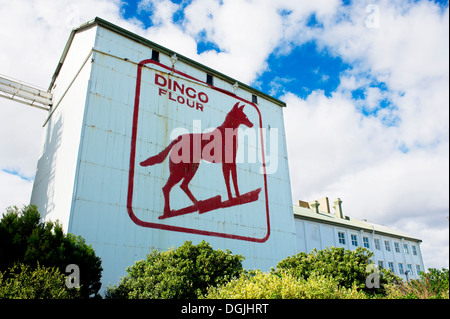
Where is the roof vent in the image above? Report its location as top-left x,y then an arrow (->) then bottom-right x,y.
298,200 -> 310,209
333,198 -> 343,219
317,197 -> 330,213
309,200 -> 320,214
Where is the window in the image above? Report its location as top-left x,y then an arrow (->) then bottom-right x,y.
151,50 -> 160,62
363,237 -> 370,248
398,263 -> 404,274
252,94 -> 258,104
416,264 -> 421,275
394,242 -> 400,253
378,261 -> 384,269
407,264 -> 413,275
338,232 -> 346,244
388,262 -> 395,274
351,234 -> 358,246
403,244 -> 409,254
206,74 -> 214,85
412,245 -> 418,256
385,240 -> 391,252
374,238 -> 381,250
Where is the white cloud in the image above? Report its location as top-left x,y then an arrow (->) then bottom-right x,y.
282,89 -> 399,199
282,0 -> 449,269
0,170 -> 34,212
0,0 -> 138,214
183,0 -> 285,83
138,0 -> 179,26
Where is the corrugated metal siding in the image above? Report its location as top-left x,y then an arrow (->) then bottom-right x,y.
36,23 -> 296,290
30,27 -> 96,231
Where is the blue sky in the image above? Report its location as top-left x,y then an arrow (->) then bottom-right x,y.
261,42 -> 349,99
120,1 -> 349,99
117,0 -> 437,129
0,0 -> 448,270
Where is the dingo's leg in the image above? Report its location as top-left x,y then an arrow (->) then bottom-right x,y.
180,163 -> 200,206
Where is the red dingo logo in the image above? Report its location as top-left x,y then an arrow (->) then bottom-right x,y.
140,102 -> 261,219
127,58 -> 270,243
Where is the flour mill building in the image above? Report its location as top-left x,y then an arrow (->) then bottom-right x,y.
294,197 -> 424,280
0,17 -> 424,290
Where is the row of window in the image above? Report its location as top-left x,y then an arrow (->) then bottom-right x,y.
338,232 -> 371,248
379,261 -> 421,276
337,232 -> 418,256
374,238 -> 418,256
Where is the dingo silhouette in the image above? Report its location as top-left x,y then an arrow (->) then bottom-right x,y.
140,102 -> 259,218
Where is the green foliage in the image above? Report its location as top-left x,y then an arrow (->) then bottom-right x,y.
276,246 -> 399,296
385,268 -> 449,299
0,205 -> 103,298
0,263 -> 79,299
106,240 -> 244,299
424,268 -> 449,298
203,270 -> 367,299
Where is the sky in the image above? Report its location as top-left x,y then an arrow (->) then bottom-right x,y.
0,0 -> 448,270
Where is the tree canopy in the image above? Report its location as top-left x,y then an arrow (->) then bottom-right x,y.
0,205 -> 102,298
106,240 -> 244,299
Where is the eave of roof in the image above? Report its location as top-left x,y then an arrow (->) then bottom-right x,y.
293,205 -> 422,243
48,17 -> 286,108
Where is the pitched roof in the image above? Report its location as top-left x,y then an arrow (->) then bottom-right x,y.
293,205 -> 422,243
49,17 -> 286,108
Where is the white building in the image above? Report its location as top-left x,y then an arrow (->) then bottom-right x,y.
293,197 -> 425,280
29,17 -> 296,290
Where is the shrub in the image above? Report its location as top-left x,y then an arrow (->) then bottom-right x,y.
385,268 -> 449,299
0,205 -> 102,298
0,263 -> 79,299
203,270 -> 367,299
106,240 -> 244,299
276,246 -> 398,296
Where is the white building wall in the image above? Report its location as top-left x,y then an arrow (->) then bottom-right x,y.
294,216 -> 424,280
370,236 -> 425,280
32,21 -> 297,291
31,26 -> 97,231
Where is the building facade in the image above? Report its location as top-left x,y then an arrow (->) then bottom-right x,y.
30,17 -> 297,290
294,197 -> 425,280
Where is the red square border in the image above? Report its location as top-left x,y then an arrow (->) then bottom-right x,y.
126,59 -> 270,243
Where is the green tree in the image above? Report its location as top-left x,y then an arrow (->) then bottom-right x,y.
0,263 -> 79,299
0,205 -> 102,298
106,240 -> 244,299
276,246 -> 399,296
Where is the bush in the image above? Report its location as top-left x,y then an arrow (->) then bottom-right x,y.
276,246 -> 398,296
0,263 -> 79,299
203,270 -> 367,299
0,205 -> 102,298
425,268 -> 449,298
385,268 -> 449,299
106,240 -> 244,299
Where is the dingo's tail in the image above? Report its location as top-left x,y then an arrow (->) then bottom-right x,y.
140,137 -> 180,166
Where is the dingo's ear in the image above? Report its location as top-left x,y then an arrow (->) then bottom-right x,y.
238,105 -> 245,112
232,102 -> 240,111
